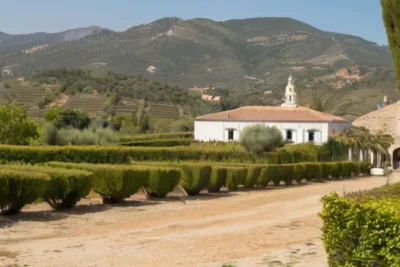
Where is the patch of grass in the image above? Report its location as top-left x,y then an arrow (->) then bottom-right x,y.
0,249 -> 19,259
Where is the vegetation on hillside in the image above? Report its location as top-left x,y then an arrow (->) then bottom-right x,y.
382,0 -> 400,90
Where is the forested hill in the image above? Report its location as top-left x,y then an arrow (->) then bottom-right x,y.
0,17 -> 394,89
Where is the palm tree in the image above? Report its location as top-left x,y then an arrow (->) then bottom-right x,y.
301,90 -> 361,117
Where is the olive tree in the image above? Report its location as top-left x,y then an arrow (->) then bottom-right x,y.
240,125 -> 284,155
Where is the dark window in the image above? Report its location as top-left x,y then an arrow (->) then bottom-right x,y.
308,131 -> 315,142
286,130 -> 293,141
228,129 -> 234,141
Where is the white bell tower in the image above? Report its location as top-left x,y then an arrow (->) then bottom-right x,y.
281,76 -> 297,107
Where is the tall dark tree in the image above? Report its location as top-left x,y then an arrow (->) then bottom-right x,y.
382,0 -> 400,90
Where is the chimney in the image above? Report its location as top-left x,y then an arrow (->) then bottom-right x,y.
383,95 -> 388,103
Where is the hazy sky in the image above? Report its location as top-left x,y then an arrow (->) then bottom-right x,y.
0,0 -> 388,44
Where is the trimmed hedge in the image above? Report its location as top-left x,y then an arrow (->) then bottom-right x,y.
5,164 -> 92,209
207,167 -> 228,193
320,183 -> 400,266
119,132 -> 194,142
146,168 -> 181,198
0,169 -> 49,215
294,164 -> 306,184
257,166 -> 270,187
179,164 -> 212,196
226,167 -> 247,190
120,138 -> 192,147
0,145 -> 262,163
243,166 -> 262,188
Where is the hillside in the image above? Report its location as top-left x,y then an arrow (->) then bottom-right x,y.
0,26 -> 104,55
0,17 -> 394,87
0,17 -> 398,120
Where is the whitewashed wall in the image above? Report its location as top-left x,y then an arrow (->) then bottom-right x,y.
194,120 -> 350,144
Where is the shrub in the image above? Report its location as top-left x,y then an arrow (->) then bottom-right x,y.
240,125 -> 284,155
278,143 -> 319,163
208,167 -> 227,193
47,162 -> 149,203
281,164 -> 295,185
179,164 -> 212,196
360,161 -> 372,175
146,168 -> 181,198
0,169 -> 49,215
120,132 -> 193,142
257,166 -> 270,187
340,161 -> 353,178
266,165 -> 282,186
226,167 -> 247,190
304,163 -> 321,181
293,164 -> 306,184
320,184 -> 400,266
243,166 -> 262,188
120,138 -> 192,147
327,162 -> 340,179
353,161 -> 361,176
320,163 -> 330,179
5,164 -> 92,209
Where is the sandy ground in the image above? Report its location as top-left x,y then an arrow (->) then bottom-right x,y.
0,174 -> 398,267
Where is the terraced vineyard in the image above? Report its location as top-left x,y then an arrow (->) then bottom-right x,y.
114,98 -> 140,114
148,103 -> 181,120
63,94 -> 108,115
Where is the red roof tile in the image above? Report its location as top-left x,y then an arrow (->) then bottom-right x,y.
195,106 -> 348,123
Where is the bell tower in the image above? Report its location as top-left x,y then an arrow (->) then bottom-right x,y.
281,76 -> 297,107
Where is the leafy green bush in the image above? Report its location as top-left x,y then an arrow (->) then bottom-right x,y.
146,168 -> 181,198
47,162 -> 149,203
320,183 -> 400,266
340,161 -> 353,178
5,164 -> 92,209
0,169 -> 49,215
120,132 -> 193,142
257,166 -> 270,187
320,163 -> 330,179
208,167 -> 227,193
281,164 -> 295,185
304,163 -> 321,181
278,143 -> 319,163
327,162 -> 340,179
179,164 -> 212,196
360,161 -> 372,175
293,163 -> 306,184
120,138 -> 192,147
266,165 -> 281,186
240,125 -> 284,155
226,167 -> 247,190
243,166 -> 262,188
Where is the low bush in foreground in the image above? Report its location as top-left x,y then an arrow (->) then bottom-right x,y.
0,169 -> 49,215
320,183 -> 400,266
5,164 -> 93,209
180,164 -> 212,196
208,167 -> 228,193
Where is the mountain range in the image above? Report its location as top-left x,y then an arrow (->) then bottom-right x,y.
0,17 -> 398,121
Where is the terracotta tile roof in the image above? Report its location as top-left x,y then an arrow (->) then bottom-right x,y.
195,106 -> 348,122
353,101 -> 400,136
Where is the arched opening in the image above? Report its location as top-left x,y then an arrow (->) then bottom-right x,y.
392,148 -> 400,169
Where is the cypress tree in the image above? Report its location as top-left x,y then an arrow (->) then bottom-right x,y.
381,0 -> 400,90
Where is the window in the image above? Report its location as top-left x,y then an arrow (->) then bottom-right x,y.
228,129 -> 234,141
308,131 -> 315,142
286,130 -> 293,141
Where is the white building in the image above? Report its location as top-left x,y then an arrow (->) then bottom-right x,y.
194,76 -> 351,144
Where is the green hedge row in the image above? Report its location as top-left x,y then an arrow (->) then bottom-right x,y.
0,169 -> 49,215
119,132 -> 194,142
320,183 -> 400,266
119,138 -> 192,147
0,145 -> 262,163
48,162 -> 181,200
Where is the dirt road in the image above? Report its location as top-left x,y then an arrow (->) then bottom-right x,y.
0,174 -> 397,267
